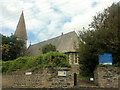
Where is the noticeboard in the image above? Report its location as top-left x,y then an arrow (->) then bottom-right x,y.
58,71 -> 66,76
25,72 -> 32,75
99,53 -> 113,65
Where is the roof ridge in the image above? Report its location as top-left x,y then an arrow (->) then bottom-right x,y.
30,31 -> 76,46
26,30 -> 79,56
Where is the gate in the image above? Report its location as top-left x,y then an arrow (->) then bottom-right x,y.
74,73 -> 77,86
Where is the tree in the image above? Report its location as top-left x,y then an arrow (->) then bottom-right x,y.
78,2 -> 120,76
42,44 -> 56,54
1,34 -> 25,61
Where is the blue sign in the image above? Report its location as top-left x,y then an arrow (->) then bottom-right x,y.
99,53 -> 113,65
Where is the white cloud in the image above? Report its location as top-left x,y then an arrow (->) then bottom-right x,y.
0,0 -> 119,45
37,32 -> 47,42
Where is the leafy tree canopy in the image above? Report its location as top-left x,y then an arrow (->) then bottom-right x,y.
78,2 -> 120,76
42,43 -> 57,54
1,34 -> 25,61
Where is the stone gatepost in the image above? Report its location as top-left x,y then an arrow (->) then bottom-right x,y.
94,66 -> 120,88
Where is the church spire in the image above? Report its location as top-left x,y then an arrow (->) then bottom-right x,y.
15,11 -> 27,40
14,11 -> 27,48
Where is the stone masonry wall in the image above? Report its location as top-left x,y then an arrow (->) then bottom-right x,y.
94,66 -> 120,88
118,76 -> 120,88
2,68 -> 74,88
71,65 -> 80,74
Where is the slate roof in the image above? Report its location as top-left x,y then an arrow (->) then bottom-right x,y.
14,12 -> 27,40
25,31 -> 79,56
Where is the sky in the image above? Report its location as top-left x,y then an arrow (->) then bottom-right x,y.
0,0 -> 119,47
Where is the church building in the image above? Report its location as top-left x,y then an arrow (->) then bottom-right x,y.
14,12 -> 79,65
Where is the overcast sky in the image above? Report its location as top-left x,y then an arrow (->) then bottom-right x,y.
0,0 -> 119,47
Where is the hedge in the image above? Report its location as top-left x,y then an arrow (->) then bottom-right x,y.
2,52 -> 70,73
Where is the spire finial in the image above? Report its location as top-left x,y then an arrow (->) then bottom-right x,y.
22,7 -> 24,11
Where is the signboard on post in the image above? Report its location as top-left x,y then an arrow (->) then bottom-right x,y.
99,53 -> 113,65
58,71 -> 66,76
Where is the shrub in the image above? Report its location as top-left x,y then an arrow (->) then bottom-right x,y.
2,52 -> 70,73
7,57 -> 31,72
2,61 -> 12,72
42,52 -> 69,67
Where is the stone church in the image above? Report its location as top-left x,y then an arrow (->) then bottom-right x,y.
15,12 -> 79,66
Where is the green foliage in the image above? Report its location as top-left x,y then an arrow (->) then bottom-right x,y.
8,57 -> 30,72
113,62 -> 120,67
42,43 -> 56,54
77,74 -> 90,81
1,34 -> 25,61
78,2 -> 120,77
2,61 -> 13,73
2,52 -> 70,73
43,52 -> 70,67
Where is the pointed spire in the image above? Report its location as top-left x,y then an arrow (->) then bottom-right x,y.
14,11 -> 27,40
